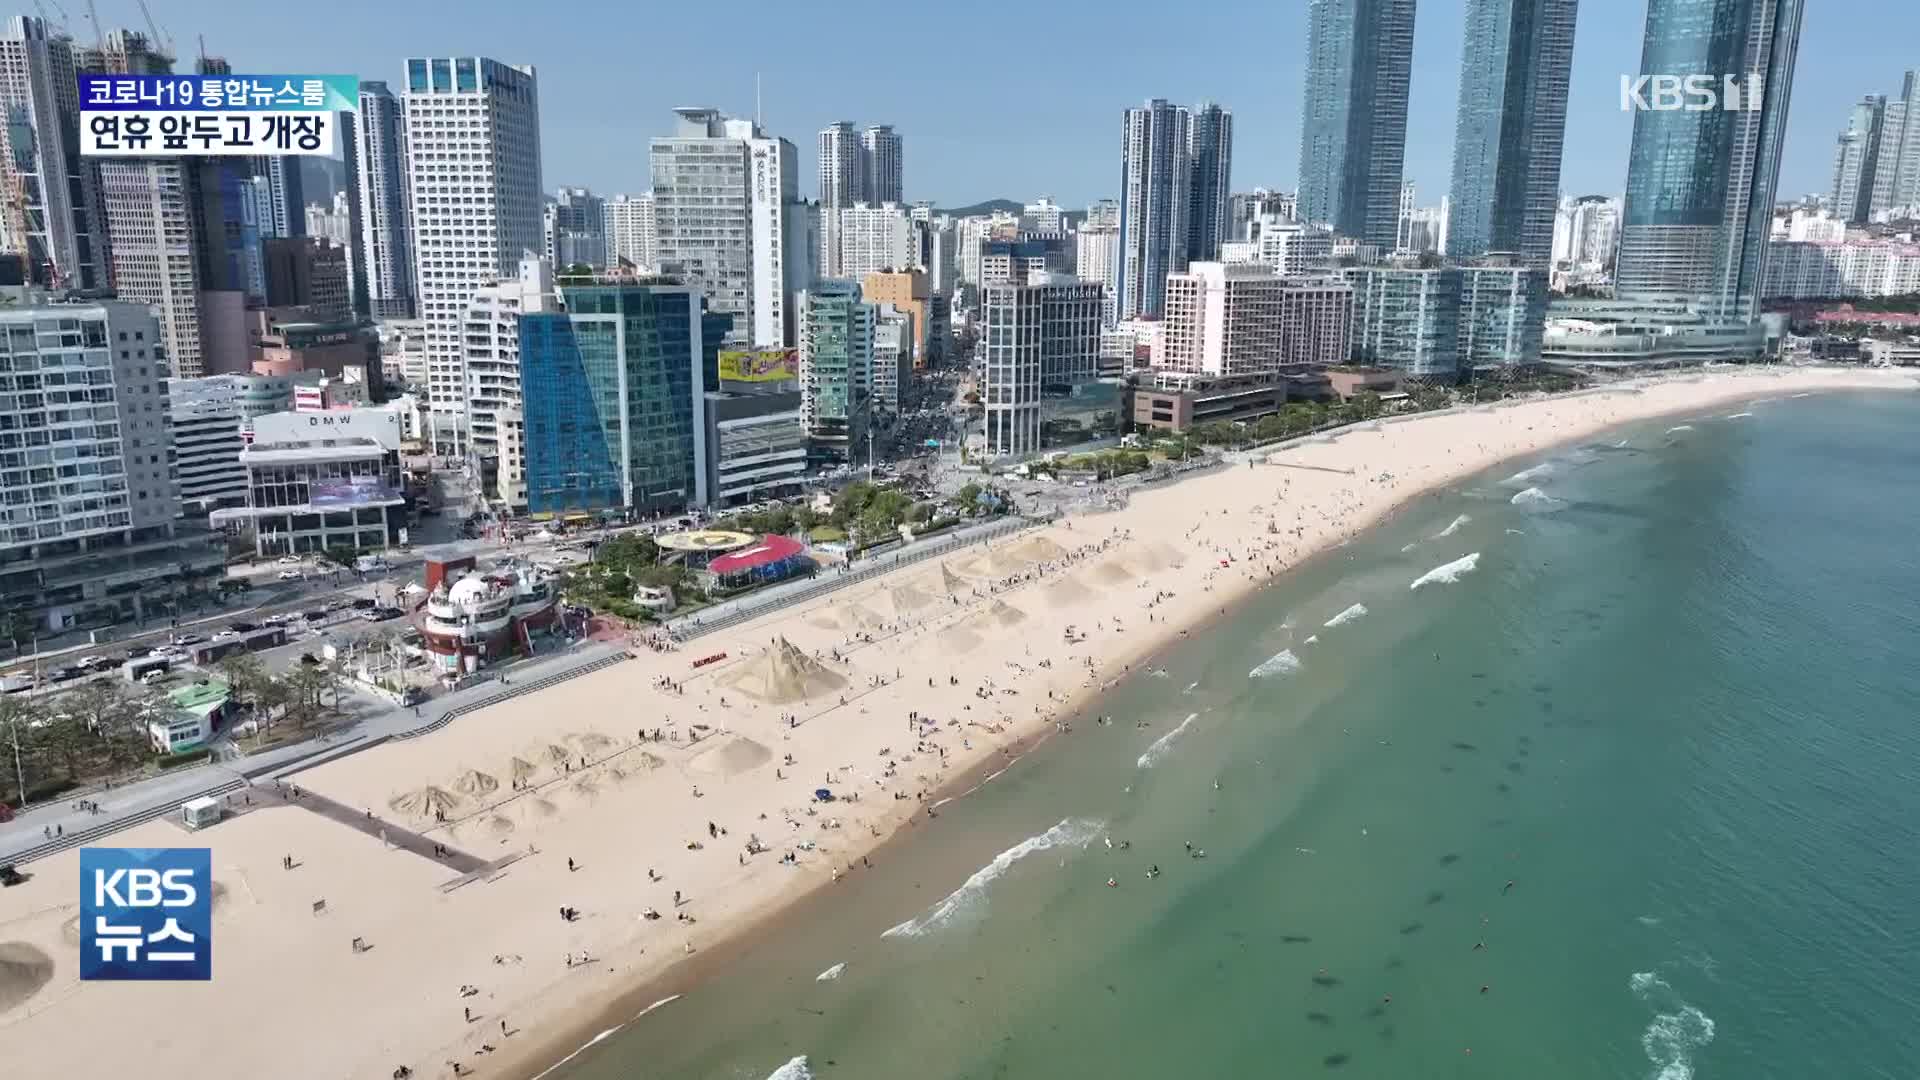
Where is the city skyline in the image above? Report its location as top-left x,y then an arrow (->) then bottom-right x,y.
124,0 -> 1918,208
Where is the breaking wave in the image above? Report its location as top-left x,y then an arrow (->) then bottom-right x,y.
815,962 -> 846,982
1724,411 -> 1753,420
1410,553 -> 1480,590
1665,425 -> 1694,434
1137,713 -> 1200,768
881,817 -> 1105,938
1435,514 -> 1471,538
1502,462 -> 1555,486
1249,649 -> 1302,678
1302,634 -> 1320,645
765,1056 -> 815,1080
1631,972 -> 1715,1080
1510,486 -> 1565,512
1323,603 -> 1369,628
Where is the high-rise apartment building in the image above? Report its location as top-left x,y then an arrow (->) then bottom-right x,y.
354,80 -> 414,320
1831,98 -> 1887,225
830,202 -> 915,281
1075,222 -> 1121,326
819,121 -> 863,211
1615,0 -> 1803,321
1458,260 -> 1549,368
979,275 -> 1102,459
1566,196 -> 1621,268
797,279 -> 875,462
604,193 -> 656,269
1162,262 -> 1354,375
1280,277 -> 1357,367
1186,102 -> 1234,263
461,255 -> 557,508
1086,198 -> 1121,230
1344,261 -> 1463,377
403,56 -> 543,453
1251,218 -> 1336,277
0,299 -> 225,632
1023,198 -> 1067,232
862,125 -> 903,205
1119,99 -> 1192,319
250,155 -> 306,239
264,237 -> 352,322
0,16 -> 107,289
544,186 -> 607,269
516,281 -> 707,515
750,134 -> 815,349
1446,0 -> 1577,267
1298,0 -> 1416,247
1876,72 -> 1920,213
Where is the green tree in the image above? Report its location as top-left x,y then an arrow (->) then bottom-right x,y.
0,610 -> 33,655
956,483 -> 983,515
64,679 -> 140,742
216,653 -> 268,712
1352,390 -> 1383,420
35,712 -> 93,782
322,544 -> 360,569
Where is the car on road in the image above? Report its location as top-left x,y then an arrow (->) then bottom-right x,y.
171,633 -> 204,646
48,665 -> 85,682
277,569 -> 302,580
360,607 -> 404,622
276,554 -> 302,565
350,598 -> 377,610
123,644 -> 154,660
301,610 -> 328,622
228,621 -> 259,634
77,655 -> 114,671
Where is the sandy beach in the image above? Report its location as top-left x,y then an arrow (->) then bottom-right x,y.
1,365 -> 1910,1080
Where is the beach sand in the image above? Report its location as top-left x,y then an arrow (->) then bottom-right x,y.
1,366 -> 1909,1080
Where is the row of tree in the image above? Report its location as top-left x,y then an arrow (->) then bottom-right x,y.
0,653 -> 350,806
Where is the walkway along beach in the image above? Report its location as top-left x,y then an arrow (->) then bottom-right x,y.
0,366 -> 1910,1080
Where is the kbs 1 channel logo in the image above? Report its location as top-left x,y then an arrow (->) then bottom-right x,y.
79,848 -> 212,981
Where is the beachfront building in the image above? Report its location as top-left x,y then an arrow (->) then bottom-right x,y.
419,557 -> 561,677
1161,262 -> 1286,376
979,273 -> 1104,459
797,280 -> 876,465
516,281 -> 710,518
0,298 -> 226,633
462,255 -> 560,510
1761,238 -> 1920,300
1119,99 -> 1191,319
1541,300 -> 1769,368
403,57 -> 543,455
1128,368 -> 1334,434
1345,261 -> 1463,377
236,407 -> 408,556
701,391 -> 808,509
1458,261 -> 1549,369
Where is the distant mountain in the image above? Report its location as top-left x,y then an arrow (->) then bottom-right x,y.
934,198 -> 1023,217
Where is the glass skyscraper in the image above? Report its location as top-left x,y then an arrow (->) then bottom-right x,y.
1119,99 -> 1191,320
1297,0 -> 1416,248
518,284 -> 709,517
1186,102 -> 1234,264
1445,0 -> 1578,268
1615,0 -> 1804,320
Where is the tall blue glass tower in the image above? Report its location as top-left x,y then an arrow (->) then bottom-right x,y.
1297,0 -> 1416,248
1445,0 -> 1579,267
1615,0 -> 1804,320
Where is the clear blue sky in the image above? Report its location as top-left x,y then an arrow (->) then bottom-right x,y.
120,0 -> 1917,207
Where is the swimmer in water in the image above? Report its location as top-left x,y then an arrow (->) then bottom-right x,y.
1106,878 -> 1117,888
1503,879 -> 1516,894
1147,865 -> 1160,878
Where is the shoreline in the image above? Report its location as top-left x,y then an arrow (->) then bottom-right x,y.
2,366 -> 1911,1080
501,366 -> 1918,1080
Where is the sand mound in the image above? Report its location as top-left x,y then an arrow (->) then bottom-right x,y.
889,580 -> 939,612
517,797 -> 560,822
0,942 -> 54,1012
937,625 -> 984,654
566,775 -> 600,801
449,769 -> 500,798
689,736 -> 774,777
1007,535 -> 1068,565
507,757 -> 540,783
635,751 -> 666,770
717,636 -> 846,703
1126,541 -> 1188,572
939,562 -> 967,594
1044,575 -> 1096,608
1089,559 -> 1136,585
388,785 -> 463,818
482,814 -> 516,838
984,599 -> 1027,628
534,743 -> 574,766
567,732 -> 614,754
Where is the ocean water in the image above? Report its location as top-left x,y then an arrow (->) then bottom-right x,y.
553,391 -> 1920,1080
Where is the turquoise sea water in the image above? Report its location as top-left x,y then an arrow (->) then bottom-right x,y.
553,390 -> 1920,1080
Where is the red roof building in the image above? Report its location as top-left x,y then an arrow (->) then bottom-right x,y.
706,534 -> 810,585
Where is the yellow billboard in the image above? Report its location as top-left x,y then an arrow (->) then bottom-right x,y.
718,349 -> 798,384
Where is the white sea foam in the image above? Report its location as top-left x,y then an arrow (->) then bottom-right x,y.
1410,553 -> 1480,590
1632,972 -> 1716,1080
765,1056 -> 815,1080
881,817 -> 1105,938
1137,713 -> 1200,768
1510,486 -> 1565,512
1502,462 -> 1555,486
1615,438 -> 1630,448
1665,424 -> 1694,433
1249,649 -> 1302,678
815,962 -> 846,982
1790,392 -> 1812,399
1504,528 -> 1526,536
528,1023 -> 632,1080
1724,411 -> 1753,419
1324,603 -> 1369,628
1302,634 -> 1320,645
1400,542 -> 1419,553
1435,514 -> 1471,538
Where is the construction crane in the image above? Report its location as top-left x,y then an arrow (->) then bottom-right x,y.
134,0 -> 174,60
83,0 -> 101,52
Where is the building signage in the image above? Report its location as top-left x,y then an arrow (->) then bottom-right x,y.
250,407 -> 403,450
79,74 -> 358,157
718,349 -> 798,384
